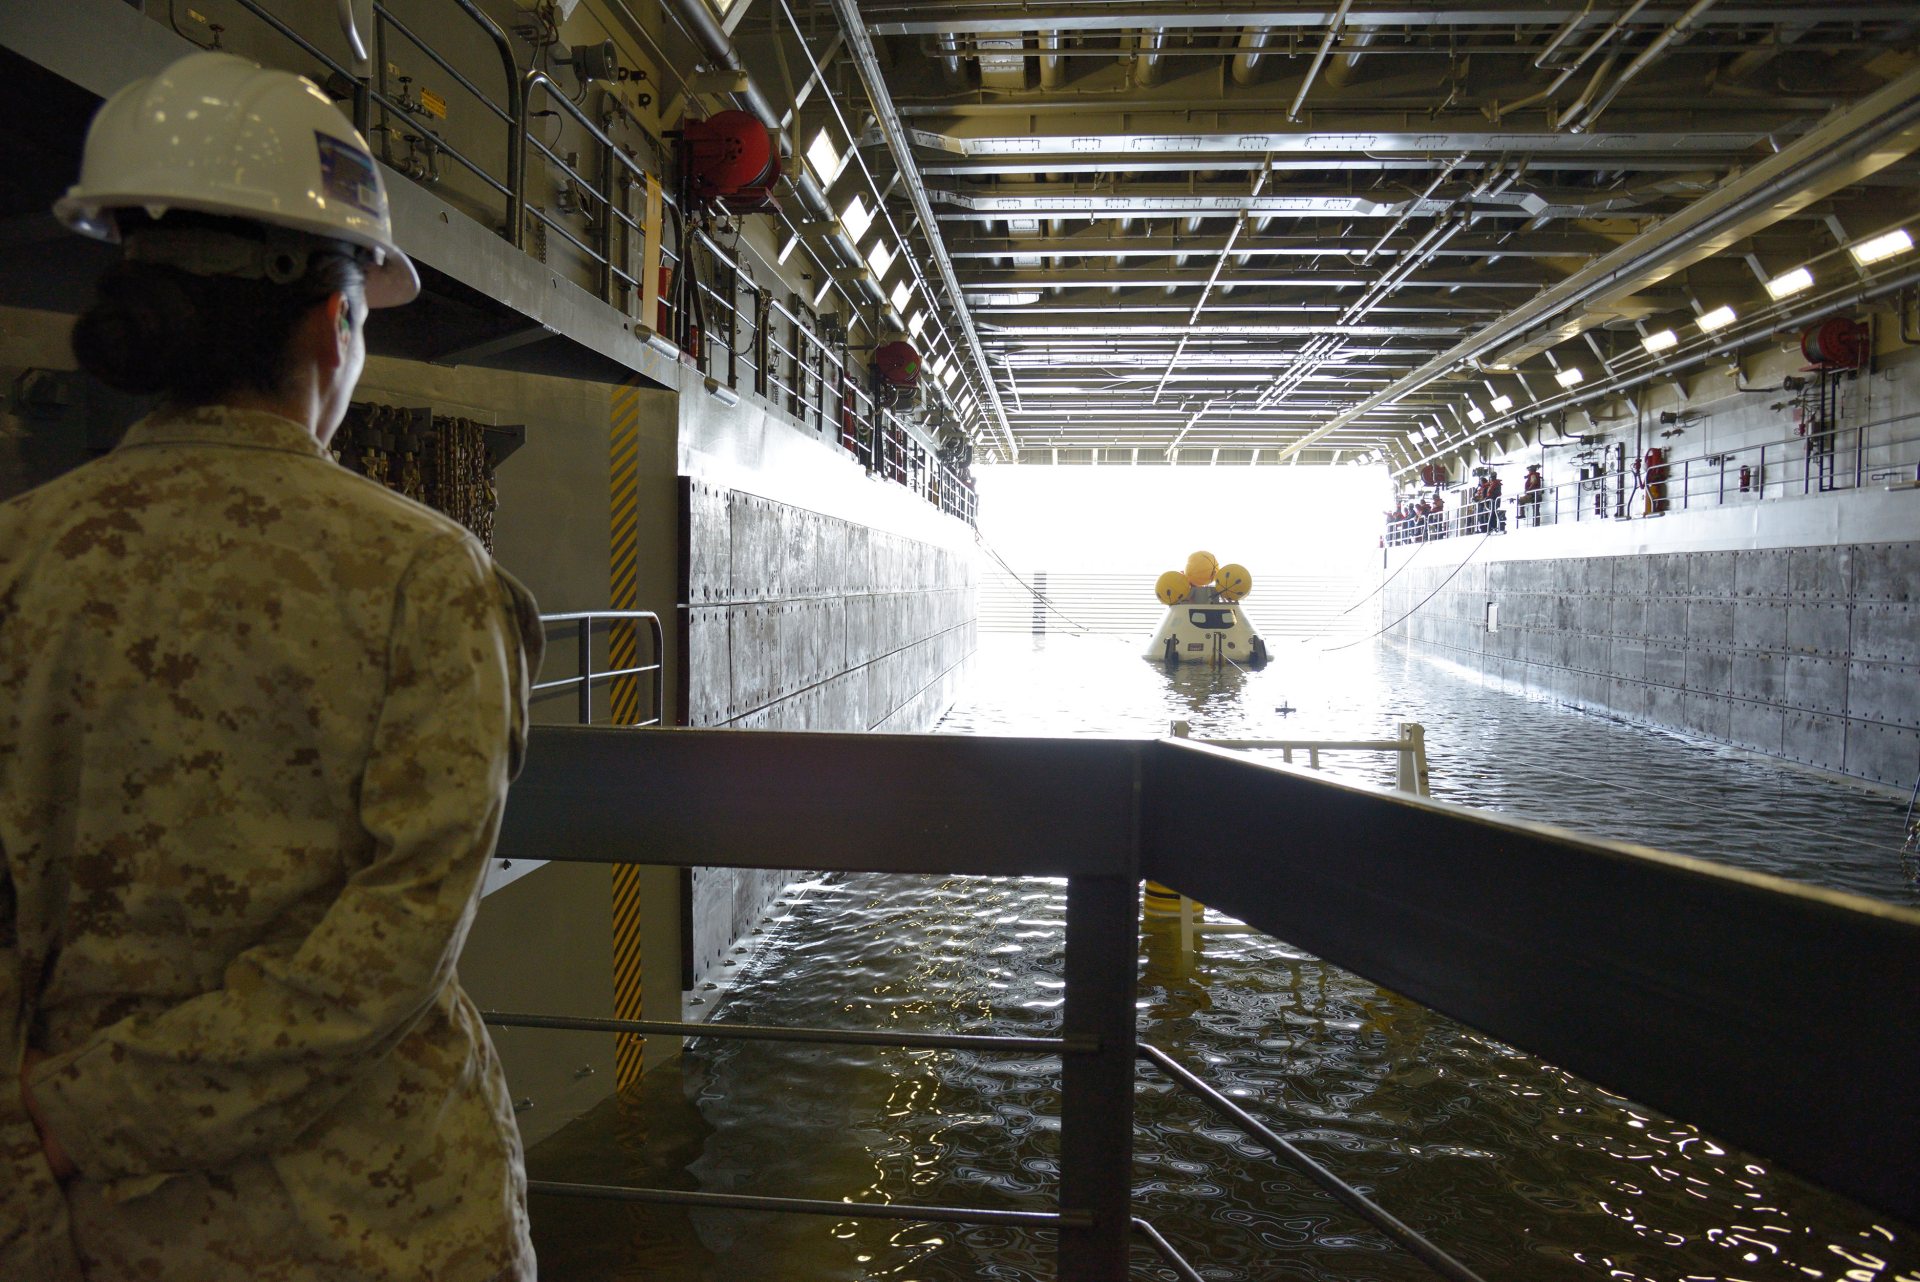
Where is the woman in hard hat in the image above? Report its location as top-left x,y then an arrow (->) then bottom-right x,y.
2,53 -> 538,1280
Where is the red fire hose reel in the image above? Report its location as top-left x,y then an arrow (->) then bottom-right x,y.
875,340 -> 921,387
1800,317 -> 1870,369
680,110 -> 782,212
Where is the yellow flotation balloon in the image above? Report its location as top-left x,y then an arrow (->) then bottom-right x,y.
1215,563 -> 1252,600
1184,550 -> 1218,586
1155,570 -> 1192,605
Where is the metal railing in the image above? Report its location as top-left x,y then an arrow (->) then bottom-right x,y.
490,726 -> 1920,1278
1151,721 -> 1430,962
1388,408 -> 1920,545
218,0 -> 976,528
531,611 -> 664,728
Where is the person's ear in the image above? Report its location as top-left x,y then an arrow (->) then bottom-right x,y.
320,291 -> 353,368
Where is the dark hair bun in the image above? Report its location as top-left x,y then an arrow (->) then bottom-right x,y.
72,262 -> 205,395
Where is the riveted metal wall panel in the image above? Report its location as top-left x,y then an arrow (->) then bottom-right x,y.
1686,647 -> 1733,696
1852,601 -> 1919,664
1784,710 -> 1849,772
1844,719 -> 1920,784
1852,541 -> 1916,602
1784,653 -> 1850,715
1786,600 -> 1852,655
1849,660 -> 1920,729
1734,548 -> 1791,598
1688,599 -> 1737,644
1733,600 -> 1788,650
1789,545 -> 1854,599
1730,699 -> 1786,754
1683,692 -> 1733,740
1731,650 -> 1786,704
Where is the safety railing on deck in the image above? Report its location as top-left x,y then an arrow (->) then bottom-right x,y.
1388,409 -> 1920,545
488,726 -> 1920,1280
1152,721 -> 1430,962
531,611 -> 664,728
220,0 -> 976,528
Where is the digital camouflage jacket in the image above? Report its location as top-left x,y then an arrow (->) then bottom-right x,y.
0,406 -> 542,1280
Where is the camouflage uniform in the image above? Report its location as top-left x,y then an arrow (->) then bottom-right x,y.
0,406 -> 542,1280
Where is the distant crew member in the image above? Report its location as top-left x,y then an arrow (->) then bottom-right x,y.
2,53 -> 540,1280
1519,464 -> 1545,525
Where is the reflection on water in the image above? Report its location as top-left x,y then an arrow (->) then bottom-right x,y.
528,635 -> 1920,1281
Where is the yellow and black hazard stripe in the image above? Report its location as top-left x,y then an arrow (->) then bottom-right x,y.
608,378 -> 646,1089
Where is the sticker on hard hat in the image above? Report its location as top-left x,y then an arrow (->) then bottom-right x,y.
315,133 -> 385,219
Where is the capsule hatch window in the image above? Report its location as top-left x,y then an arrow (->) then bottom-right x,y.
1187,609 -> 1236,629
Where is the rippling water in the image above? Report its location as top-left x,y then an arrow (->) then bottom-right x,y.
528,634 -> 1919,1281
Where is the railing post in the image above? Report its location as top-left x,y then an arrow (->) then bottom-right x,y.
1057,871 -> 1138,1281
577,619 -> 593,726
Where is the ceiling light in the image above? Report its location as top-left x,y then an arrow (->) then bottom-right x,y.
1555,366 -> 1585,388
805,129 -> 841,183
839,193 -> 872,242
1641,328 -> 1678,354
777,233 -> 801,265
812,276 -> 835,307
890,280 -> 912,312
908,310 -> 926,337
1420,425 -> 1438,441
1849,228 -> 1913,265
1697,304 -> 1736,332
941,366 -> 959,388
1466,405 -> 1485,424
865,239 -> 895,279
1765,266 -> 1813,301
1490,394 -> 1513,413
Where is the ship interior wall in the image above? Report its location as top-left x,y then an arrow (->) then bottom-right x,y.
1386,343 -> 1920,793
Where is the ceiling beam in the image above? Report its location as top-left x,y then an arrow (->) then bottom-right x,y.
863,4 -> 1913,35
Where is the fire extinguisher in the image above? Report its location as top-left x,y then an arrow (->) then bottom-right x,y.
1644,446 -> 1669,513
1738,462 -> 1757,493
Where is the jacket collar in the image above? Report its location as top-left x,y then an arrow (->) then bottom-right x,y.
118,405 -> 329,460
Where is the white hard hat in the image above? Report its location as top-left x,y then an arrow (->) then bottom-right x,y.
55,51 -> 419,307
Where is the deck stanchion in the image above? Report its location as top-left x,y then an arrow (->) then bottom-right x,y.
1057,871 -> 1140,1280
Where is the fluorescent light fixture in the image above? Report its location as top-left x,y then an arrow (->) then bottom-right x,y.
804,129 -> 841,183
1420,425 -> 1439,441
1466,405 -> 1485,424
890,280 -> 912,312
1555,366 -> 1585,388
1850,228 -> 1913,265
705,377 -> 740,407
931,355 -> 949,376
839,193 -> 872,242
812,276 -> 835,307
1697,304 -> 1736,332
1641,328 -> 1678,354
639,328 -> 678,359
1490,394 -> 1513,413
941,366 -> 959,388
865,239 -> 895,279
908,310 -> 926,337
1765,266 -> 1813,300
776,233 -> 801,266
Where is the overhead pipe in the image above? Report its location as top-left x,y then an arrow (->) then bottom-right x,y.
1152,164 -> 1273,405
1323,29 -> 1376,90
1568,0 -> 1723,132
1534,3 -> 1594,68
1134,27 -> 1167,87
648,0 -> 887,312
1287,0 -> 1353,122
823,0 -> 1019,455
936,33 -> 970,88
1490,0 -> 1650,123
1394,261 -> 1920,478
1230,26 -> 1273,86
1551,50 -> 1623,132
1278,61 -> 1920,463
1038,30 -> 1065,89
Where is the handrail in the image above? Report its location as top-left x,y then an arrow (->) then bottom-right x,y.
1391,407 -> 1920,545
492,725 -> 1920,1274
1138,1043 -> 1482,1282
533,611 -> 664,727
219,0 -> 975,528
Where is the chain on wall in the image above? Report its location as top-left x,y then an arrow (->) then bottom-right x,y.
330,402 -> 518,551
